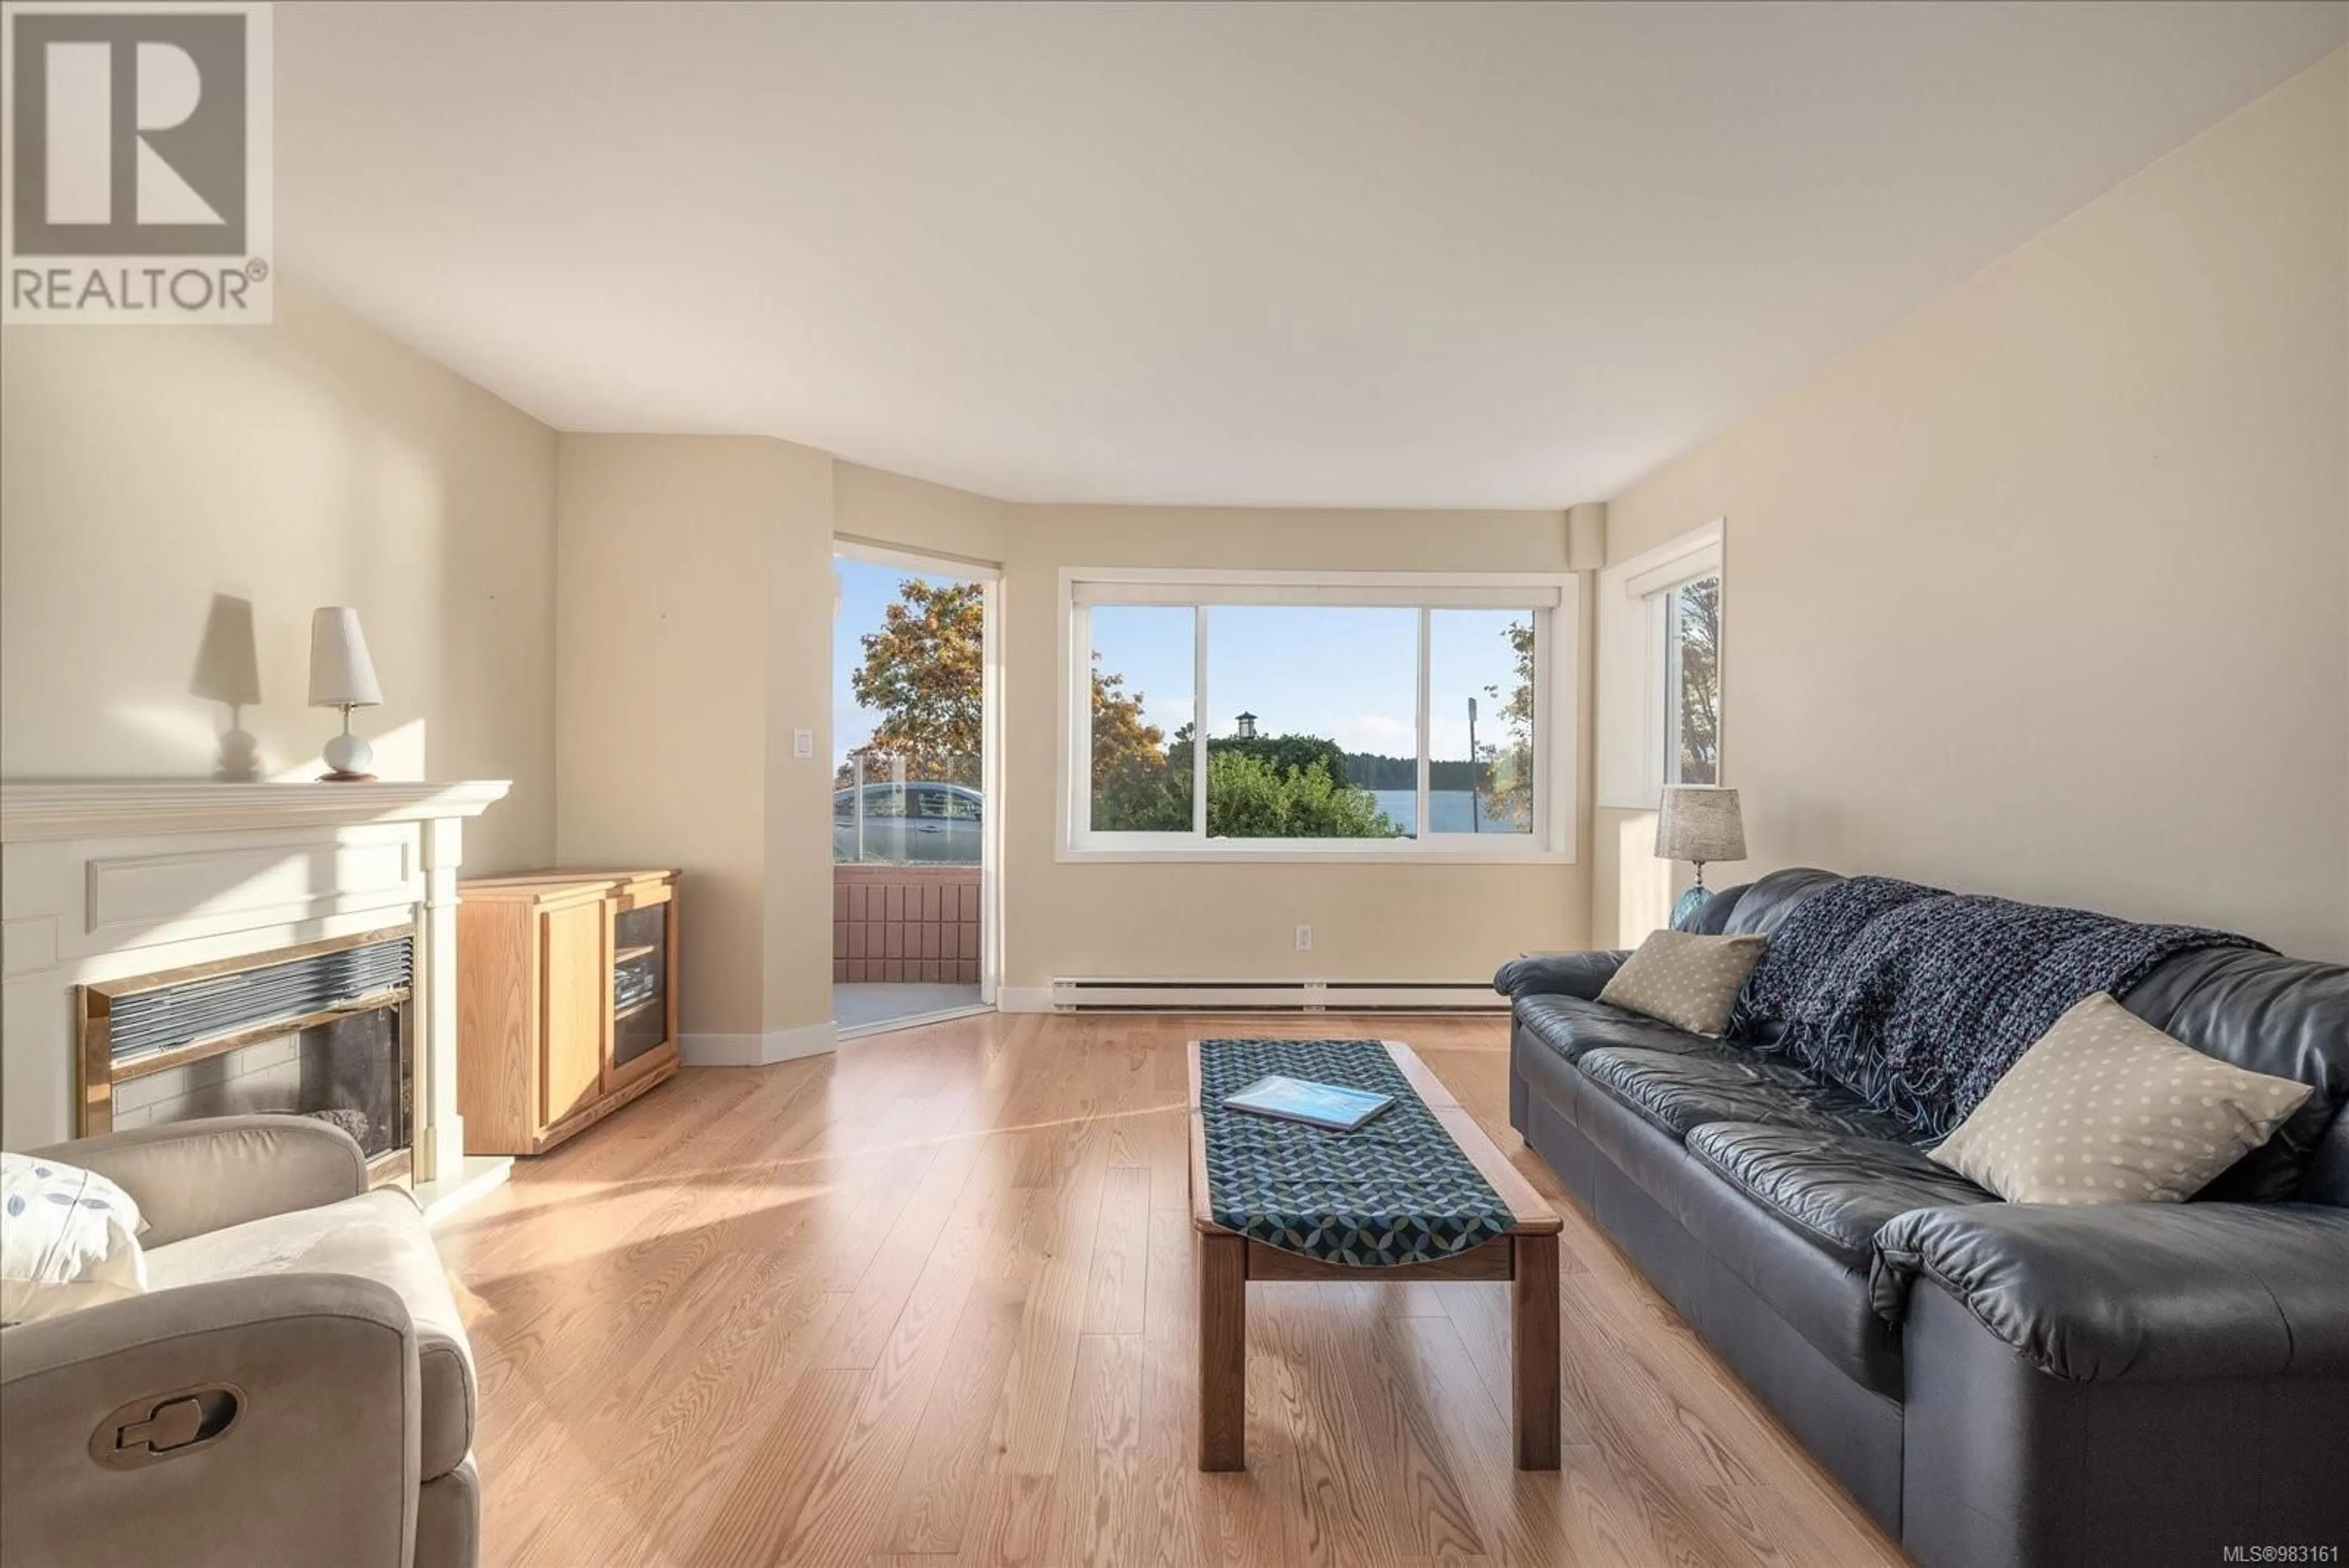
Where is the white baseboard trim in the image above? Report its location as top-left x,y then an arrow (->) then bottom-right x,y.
679,1032 -> 768,1067
765,1022 -> 839,1061
1047,978 -> 1506,1013
995,986 -> 1056,1014
680,1022 -> 838,1067
414,1154 -> 512,1224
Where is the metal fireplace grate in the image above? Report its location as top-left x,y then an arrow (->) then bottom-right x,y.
104,936 -> 413,1066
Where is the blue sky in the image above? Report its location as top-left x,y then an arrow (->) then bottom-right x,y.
834,555 -> 1526,767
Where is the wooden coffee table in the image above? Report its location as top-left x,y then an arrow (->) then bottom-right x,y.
1187,1038 -> 1563,1473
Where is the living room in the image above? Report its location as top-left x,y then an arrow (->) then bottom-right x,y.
1,4 -> 2343,1566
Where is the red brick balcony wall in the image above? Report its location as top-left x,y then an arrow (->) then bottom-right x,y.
833,864 -> 981,983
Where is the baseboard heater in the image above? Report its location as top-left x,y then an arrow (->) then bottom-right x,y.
1047,978 -> 1506,1013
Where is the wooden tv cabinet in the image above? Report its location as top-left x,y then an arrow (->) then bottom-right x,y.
456,868 -> 681,1156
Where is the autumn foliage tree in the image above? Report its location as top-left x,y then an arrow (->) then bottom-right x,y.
1089,661 -> 1190,830
1088,664 -> 1165,782
842,579 -> 982,786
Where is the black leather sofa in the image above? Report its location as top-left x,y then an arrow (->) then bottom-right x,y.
1496,868 -> 2349,1568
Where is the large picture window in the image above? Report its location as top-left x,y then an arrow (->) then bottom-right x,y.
1061,571 -> 1576,860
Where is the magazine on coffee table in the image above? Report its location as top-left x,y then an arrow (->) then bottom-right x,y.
1220,1074 -> 1396,1132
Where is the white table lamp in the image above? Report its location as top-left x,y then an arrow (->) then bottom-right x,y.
309,606 -> 384,781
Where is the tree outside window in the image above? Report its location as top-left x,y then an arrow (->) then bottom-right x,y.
1669,575 -> 1720,786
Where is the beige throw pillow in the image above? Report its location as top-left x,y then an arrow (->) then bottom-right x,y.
1929,993 -> 2313,1205
1596,929 -> 1768,1038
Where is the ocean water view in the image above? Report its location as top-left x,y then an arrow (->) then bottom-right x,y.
1370,789 -> 1523,836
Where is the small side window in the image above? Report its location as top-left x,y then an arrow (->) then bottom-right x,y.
1664,575 -> 1720,787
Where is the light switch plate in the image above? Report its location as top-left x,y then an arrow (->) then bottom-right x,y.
793,729 -> 814,759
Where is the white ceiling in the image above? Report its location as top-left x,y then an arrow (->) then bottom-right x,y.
278,2 -> 2347,509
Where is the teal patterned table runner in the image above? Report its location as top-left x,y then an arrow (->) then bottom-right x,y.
1198,1038 -> 1513,1266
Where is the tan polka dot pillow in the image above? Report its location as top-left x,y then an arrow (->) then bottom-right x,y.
1595,929 -> 1768,1038
1929,993 -> 2314,1205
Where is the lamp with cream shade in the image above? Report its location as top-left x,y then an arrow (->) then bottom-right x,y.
1656,785 -> 1746,926
308,606 -> 384,781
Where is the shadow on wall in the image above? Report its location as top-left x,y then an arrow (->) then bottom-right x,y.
190,592 -> 262,780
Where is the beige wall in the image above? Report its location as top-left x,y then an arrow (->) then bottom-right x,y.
996,505 -> 1586,989
1600,51 -> 2349,960
762,445 -> 844,1041
553,434 -> 837,1042
834,461 -> 1010,565
0,284 -> 558,874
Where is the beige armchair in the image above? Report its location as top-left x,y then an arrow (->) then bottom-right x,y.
0,1117 -> 478,1568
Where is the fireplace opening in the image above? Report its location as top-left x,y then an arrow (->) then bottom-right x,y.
79,929 -> 415,1184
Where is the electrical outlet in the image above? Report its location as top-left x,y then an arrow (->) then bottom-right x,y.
793,728 -> 814,759
1294,924 -> 1313,952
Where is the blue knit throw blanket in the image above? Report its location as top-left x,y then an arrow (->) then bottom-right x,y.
1732,876 -> 2268,1139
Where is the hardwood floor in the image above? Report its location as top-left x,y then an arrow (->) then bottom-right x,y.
437,1013 -> 1907,1567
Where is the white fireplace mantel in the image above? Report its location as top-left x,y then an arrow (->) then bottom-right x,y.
0,779 -> 512,842
2,779 -> 511,1213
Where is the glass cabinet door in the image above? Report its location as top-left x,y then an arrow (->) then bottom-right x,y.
610,896 -> 671,1072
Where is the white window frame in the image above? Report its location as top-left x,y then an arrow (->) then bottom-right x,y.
1056,567 -> 1579,864
1597,520 -> 1724,809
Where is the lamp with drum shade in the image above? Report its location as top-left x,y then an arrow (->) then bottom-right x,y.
1656,785 -> 1746,927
